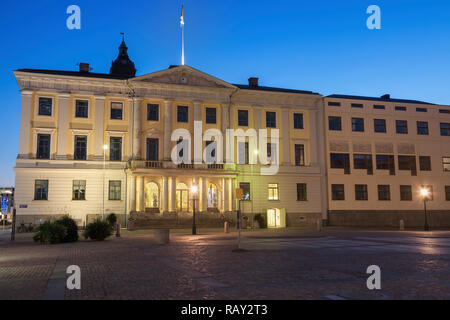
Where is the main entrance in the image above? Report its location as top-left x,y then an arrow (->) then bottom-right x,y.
176,183 -> 189,212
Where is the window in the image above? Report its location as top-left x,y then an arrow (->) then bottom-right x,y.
351,103 -> 363,108
330,153 -> 349,169
373,105 -> 385,110
376,155 -> 389,170
352,118 -> 364,132
74,136 -> 87,160
445,186 -> 450,201
355,185 -> 368,201
293,113 -> 304,129
297,184 -> 307,201
177,106 -> 189,123
205,107 -> 217,124
440,123 -> 450,136
421,185 -> 434,200
295,144 -> 305,166
34,180 -> 48,200
331,184 -> 345,200
444,157 -> 450,172
400,185 -> 412,201
328,101 -> 341,107
147,104 -> 159,121
146,138 -> 159,161
109,181 -> 122,200
268,184 -> 279,200
374,119 -> 387,133
353,154 -> 372,170
396,120 -> 408,134
417,121 -> 429,135
419,156 -> 432,171
38,98 -> 52,116
238,142 -> 249,164
75,100 -> 89,118
72,180 -> 86,201
239,182 -> 250,200
266,112 -> 276,128
37,134 -> 51,159
416,107 -> 427,112
267,143 -> 277,163
110,102 -> 123,120
328,116 -> 342,131
440,109 -> 450,114
110,137 -> 122,161
398,156 -> 416,171
238,110 -> 249,126
395,106 -> 407,111
378,185 -> 390,201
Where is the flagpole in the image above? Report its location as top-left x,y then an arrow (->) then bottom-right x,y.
181,3 -> 185,65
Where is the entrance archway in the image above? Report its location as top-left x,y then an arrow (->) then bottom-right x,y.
207,183 -> 218,208
176,183 -> 189,212
145,182 -> 160,209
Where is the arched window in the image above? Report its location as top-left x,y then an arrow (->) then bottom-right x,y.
145,182 -> 159,209
208,183 -> 218,208
176,183 -> 189,211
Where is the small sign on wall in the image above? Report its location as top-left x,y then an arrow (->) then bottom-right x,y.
19,204 -> 28,209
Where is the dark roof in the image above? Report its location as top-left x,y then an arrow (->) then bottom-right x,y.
15,69 -> 132,80
234,84 -> 320,95
326,94 -> 435,105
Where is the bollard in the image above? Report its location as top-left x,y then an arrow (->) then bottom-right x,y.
399,219 -> 405,231
316,219 -> 322,232
116,223 -> 121,237
224,221 -> 229,233
154,229 -> 170,244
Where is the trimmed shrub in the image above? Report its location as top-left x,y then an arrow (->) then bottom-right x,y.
56,216 -> 79,243
33,221 -> 67,244
106,213 -> 117,228
84,220 -> 112,241
254,214 -> 267,229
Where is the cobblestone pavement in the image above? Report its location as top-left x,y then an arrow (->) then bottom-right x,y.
1,229 -> 450,300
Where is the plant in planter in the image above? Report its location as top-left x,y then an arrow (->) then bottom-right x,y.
56,216 -> 79,243
33,221 -> 67,244
84,220 -> 112,241
106,213 -> 117,229
253,214 -> 267,229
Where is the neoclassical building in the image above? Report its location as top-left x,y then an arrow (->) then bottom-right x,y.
13,40 -> 327,227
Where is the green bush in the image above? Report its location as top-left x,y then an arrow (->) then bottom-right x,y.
106,213 -> 117,228
84,220 -> 112,241
33,221 -> 67,244
56,216 -> 79,243
254,214 -> 267,229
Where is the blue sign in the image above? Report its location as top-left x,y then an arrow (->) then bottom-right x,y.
1,198 -> 7,212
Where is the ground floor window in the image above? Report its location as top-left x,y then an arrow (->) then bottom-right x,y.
297,183 -> 307,201
355,184 -> 368,200
176,183 -> 189,211
268,183 -> 279,200
400,185 -> 412,201
145,182 -> 159,208
421,185 -> 434,201
35,180 -> 48,200
378,185 -> 391,201
239,182 -> 251,201
331,184 -> 345,200
109,181 -> 121,200
446,186 -> 450,201
207,183 -> 218,208
72,180 -> 86,200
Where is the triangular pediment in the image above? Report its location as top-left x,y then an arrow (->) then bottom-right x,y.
131,65 -> 236,89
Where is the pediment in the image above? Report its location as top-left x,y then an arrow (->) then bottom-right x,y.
131,65 -> 236,89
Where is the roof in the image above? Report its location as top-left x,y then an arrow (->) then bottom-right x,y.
234,84 -> 320,95
326,94 -> 435,105
15,69 -> 132,80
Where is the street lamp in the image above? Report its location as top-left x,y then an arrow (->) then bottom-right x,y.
103,145 -> 108,220
191,184 -> 198,235
421,188 -> 429,231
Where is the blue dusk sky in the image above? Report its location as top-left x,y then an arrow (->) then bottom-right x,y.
0,0 -> 449,186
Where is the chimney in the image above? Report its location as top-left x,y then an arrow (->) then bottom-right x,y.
381,94 -> 390,100
248,77 -> 259,87
79,63 -> 90,73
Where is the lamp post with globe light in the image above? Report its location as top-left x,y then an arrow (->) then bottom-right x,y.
421,188 -> 430,231
191,184 -> 198,235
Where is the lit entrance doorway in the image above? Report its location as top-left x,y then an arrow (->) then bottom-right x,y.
145,182 -> 160,213
207,183 -> 218,209
176,183 -> 189,212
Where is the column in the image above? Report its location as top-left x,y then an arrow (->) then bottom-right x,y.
221,104 -> 229,164
18,90 -> 33,159
308,110 -> 319,165
193,101 -> 202,164
194,101 -> 202,121
132,98 -> 143,160
169,177 -> 177,213
281,109 -> 291,165
129,175 -> 136,213
163,100 -> 173,161
93,96 -> 106,160
230,178 -> 236,211
136,176 -> 144,212
162,176 -> 169,214
56,94 -> 70,159
199,177 -> 207,213
224,177 -> 230,212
